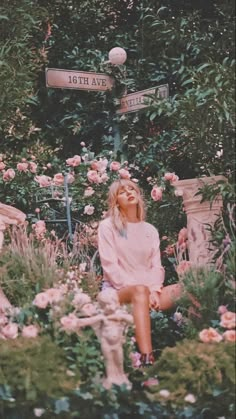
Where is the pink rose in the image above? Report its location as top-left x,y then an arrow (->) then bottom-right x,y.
33,292 -> 49,309
80,142 -> 85,147
84,187 -> 95,197
22,325 -> 39,338
60,313 -> 78,332
30,155 -> 36,161
53,173 -> 64,186
67,173 -> 75,184
164,172 -> 179,183
34,175 -> 52,187
87,170 -> 101,184
46,163 -> 52,169
199,327 -> 223,343
178,227 -> 188,244
84,205 -> 95,215
0,162 -> 6,171
218,305 -> 228,315
2,323 -> 18,339
3,168 -> 15,181
222,330 -> 236,342
29,162 -> 37,173
220,311 -> 236,329
100,172 -> 109,183
45,288 -> 63,304
90,160 -> 100,171
17,162 -> 28,172
66,155 -> 81,167
151,186 -> 162,201
130,352 -> 141,368
110,161 -> 121,171
118,168 -> 131,179
97,158 -> 108,173
175,260 -> 192,277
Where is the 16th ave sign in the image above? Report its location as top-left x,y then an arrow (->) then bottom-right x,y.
116,84 -> 169,114
46,68 -> 115,91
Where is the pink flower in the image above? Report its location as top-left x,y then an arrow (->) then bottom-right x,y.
3,168 -> 15,181
218,305 -> 228,315
66,155 -> 81,167
0,162 -> 6,171
130,351 -> 141,368
45,288 -> 63,304
164,172 -> 179,183
84,205 -> 95,215
223,330 -> 236,342
22,325 -> 39,338
175,260 -> 192,277
220,311 -> 236,329
142,378 -> 159,387
119,168 -> 131,179
53,173 -> 64,186
35,208 -> 40,214
46,163 -> 52,169
100,172 -> 109,183
32,220 -> 46,239
87,170 -> 101,184
60,313 -> 78,332
17,162 -> 28,172
173,311 -> 183,324
110,161 -> 121,171
178,227 -> 188,244
80,142 -> 85,147
1,323 -> 18,339
30,155 -> 36,161
199,327 -> 223,343
29,162 -> 37,173
97,158 -> 108,173
34,175 -> 52,187
151,186 -> 162,201
67,173 -> 75,184
33,292 -> 49,309
84,187 -> 95,197
90,160 -> 100,171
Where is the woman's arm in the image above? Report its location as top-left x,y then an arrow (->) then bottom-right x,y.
98,221 -> 126,289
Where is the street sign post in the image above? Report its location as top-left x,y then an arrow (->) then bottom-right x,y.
116,84 -> 169,114
46,68 -> 115,91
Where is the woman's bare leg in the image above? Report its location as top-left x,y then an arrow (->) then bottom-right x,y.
117,285 -> 152,354
158,283 -> 182,311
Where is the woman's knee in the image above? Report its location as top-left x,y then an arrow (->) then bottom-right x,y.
132,285 -> 150,303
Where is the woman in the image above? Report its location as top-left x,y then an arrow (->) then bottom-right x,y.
98,179 -> 182,366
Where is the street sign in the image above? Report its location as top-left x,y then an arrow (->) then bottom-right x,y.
46,68 -> 115,91
116,84 -> 169,114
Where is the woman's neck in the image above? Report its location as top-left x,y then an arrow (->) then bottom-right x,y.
123,207 -> 139,223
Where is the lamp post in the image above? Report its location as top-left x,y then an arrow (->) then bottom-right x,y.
107,47 -> 127,159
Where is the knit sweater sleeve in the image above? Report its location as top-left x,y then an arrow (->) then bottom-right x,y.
98,220 -> 125,289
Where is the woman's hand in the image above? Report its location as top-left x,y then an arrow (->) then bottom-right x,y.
149,291 -> 161,310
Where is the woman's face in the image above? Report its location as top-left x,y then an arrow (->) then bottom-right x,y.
116,184 -> 139,210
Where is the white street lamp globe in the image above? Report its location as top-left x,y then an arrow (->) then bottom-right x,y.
108,47 -> 127,65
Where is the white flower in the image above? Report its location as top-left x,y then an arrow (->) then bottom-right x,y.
159,389 -> 170,398
84,204 -> 95,215
184,393 -> 196,403
34,408 -> 45,417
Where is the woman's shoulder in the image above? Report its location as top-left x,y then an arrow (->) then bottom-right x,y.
143,221 -> 160,236
98,217 -> 113,230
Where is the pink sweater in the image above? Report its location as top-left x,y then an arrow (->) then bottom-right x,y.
98,217 -> 165,292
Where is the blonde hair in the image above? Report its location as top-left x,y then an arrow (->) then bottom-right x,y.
106,179 -> 146,235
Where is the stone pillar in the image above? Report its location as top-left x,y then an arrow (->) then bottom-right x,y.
173,176 -> 227,266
